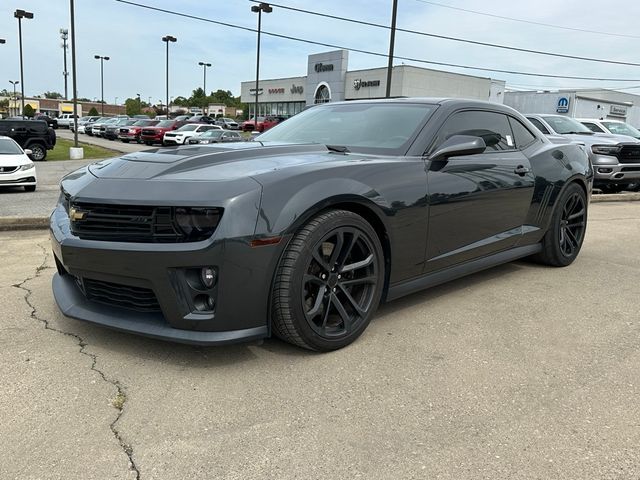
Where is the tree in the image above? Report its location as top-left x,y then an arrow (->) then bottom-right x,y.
209,89 -> 235,106
172,96 -> 189,107
44,91 -> 64,99
189,88 -> 208,110
23,104 -> 35,117
125,97 -> 144,116
88,106 -> 99,116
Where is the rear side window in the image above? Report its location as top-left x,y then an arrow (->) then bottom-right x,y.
437,110 -> 515,151
582,122 -> 605,133
527,117 -> 550,135
508,117 -> 537,148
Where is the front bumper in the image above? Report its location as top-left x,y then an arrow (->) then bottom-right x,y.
50,205 -> 281,346
163,136 -> 185,145
118,132 -> 138,141
0,169 -> 37,186
141,133 -> 163,143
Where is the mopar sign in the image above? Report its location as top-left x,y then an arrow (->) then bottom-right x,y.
556,97 -> 570,113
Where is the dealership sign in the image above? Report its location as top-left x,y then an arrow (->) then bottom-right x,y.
556,97 -> 569,113
291,84 -> 304,94
249,88 -> 263,96
268,88 -> 285,94
609,104 -> 628,116
353,79 -> 381,90
314,62 -> 334,73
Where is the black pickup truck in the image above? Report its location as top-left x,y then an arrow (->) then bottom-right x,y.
0,119 -> 56,160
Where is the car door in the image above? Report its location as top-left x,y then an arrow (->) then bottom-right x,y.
424,110 -> 536,272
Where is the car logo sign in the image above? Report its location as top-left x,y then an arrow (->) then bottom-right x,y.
69,207 -> 86,221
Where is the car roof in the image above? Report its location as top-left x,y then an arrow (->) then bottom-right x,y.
577,118 -> 624,123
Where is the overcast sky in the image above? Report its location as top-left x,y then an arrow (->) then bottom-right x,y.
1,0 -> 640,104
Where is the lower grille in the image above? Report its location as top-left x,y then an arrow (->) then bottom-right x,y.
621,167 -> 640,172
83,278 -> 161,312
618,145 -> 640,164
141,129 -> 157,136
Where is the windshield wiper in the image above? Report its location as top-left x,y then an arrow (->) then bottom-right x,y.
326,144 -> 350,153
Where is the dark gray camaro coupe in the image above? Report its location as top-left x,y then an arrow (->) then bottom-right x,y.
51,98 -> 592,351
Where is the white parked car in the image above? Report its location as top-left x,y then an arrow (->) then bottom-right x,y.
577,118 -> 640,140
162,124 -> 222,146
0,136 -> 37,192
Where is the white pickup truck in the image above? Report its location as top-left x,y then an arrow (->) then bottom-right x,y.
57,114 -> 79,129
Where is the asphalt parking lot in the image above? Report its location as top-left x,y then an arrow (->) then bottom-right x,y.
1,201 -> 638,479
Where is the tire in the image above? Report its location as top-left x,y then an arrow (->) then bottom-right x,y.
121,139 -> 130,143
24,185 -> 36,192
28,143 -> 46,161
145,141 -> 152,146
534,183 -> 587,267
271,210 -> 385,351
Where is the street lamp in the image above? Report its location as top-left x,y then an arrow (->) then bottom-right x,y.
161,35 -> 177,118
198,61 -> 211,114
60,29 -> 69,99
9,80 -> 19,116
14,9 -> 34,116
0,39 -> 5,44
114,96 -> 119,105
94,55 -> 109,116
251,3 -> 272,124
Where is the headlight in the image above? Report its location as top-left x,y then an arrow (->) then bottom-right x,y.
199,140 -> 211,144
20,163 -> 35,171
174,207 -> 222,240
591,144 -> 621,155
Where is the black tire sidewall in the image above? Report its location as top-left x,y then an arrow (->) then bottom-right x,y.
28,144 -> 46,161
545,183 -> 587,266
281,211 -> 384,351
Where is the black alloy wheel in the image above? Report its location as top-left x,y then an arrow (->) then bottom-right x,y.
28,143 -> 46,161
535,182 -> 587,267
272,210 -> 384,351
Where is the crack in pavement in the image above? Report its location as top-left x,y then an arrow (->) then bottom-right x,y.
12,242 -> 141,480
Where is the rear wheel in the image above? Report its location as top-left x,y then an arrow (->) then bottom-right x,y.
535,183 -> 587,267
27,143 -> 46,161
271,210 -> 385,351
599,184 -> 628,194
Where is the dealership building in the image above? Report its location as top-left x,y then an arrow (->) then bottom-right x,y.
504,89 -> 640,127
240,49 -> 506,117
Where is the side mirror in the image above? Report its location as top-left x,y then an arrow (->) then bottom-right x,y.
24,149 -> 33,155
428,135 -> 487,161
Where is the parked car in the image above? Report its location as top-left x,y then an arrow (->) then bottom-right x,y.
92,118 -> 119,137
162,124 -> 221,146
118,119 -> 159,143
241,115 -> 285,132
86,117 -> 109,136
104,119 -> 136,140
0,118 -> 56,161
72,116 -> 100,134
188,129 -> 243,144
34,114 -> 58,129
0,136 -> 37,191
577,118 -> 640,140
187,115 -> 216,124
526,114 -> 640,193
139,120 -> 189,145
132,115 -> 150,119
57,113 -> 79,129
172,115 -> 192,122
215,117 -> 239,130
50,98 -> 591,350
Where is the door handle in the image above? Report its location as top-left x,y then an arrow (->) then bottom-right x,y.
514,165 -> 531,176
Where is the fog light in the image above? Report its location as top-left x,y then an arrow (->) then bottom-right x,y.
201,267 -> 217,288
598,167 -> 613,174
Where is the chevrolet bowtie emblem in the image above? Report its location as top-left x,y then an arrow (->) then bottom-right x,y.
69,207 -> 86,221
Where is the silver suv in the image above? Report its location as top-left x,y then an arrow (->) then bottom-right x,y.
527,114 -> 640,193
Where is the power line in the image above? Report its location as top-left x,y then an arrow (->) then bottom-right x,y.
414,0 -> 640,40
113,0 -> 640,82
249,0 -> 640,67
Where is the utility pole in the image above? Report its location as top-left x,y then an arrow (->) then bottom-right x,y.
60,29 -> 69,99
69,0 -> 79,147
385,0 -> 398,98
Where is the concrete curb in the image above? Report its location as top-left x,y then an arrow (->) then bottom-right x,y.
591,192 -> 640,203
0,216 -> 49,231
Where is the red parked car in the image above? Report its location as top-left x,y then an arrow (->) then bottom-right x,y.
139,120 -> 188,145
118,119 -> 159,143
241,115 -> 286,133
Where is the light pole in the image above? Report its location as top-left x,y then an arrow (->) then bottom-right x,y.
0,39 -> 5,44
14,9 -> 34,116
385,0 -> 398,98
9,80 -> 19,116
69,0 -> 79,147
94,55 -> 109,116
161,35 -> 177,118
198,61 -> 211,114
115,96 -> 119,105
251,3 -> 272,125
60,28 -> 69,99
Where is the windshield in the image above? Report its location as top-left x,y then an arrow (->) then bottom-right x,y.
0,138 -> 24,155
257,102 -> 436,153
133,120 -> 155,126
542,116 -> 592,134
601,121 -> 640,137
177,124 -> 199,132
199,130 -> 224,138
156,120 -> 175,128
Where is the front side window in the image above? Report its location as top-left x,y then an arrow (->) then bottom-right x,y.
582,122 -> 605,133
437,110 -> 515,151
508,117 -> 537,148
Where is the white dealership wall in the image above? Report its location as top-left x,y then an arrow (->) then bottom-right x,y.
504,89 -> 640,127
241,50 -> 506,111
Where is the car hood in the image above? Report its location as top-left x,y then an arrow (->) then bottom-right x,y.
85,143 -> 367,182
0,153 -> 32,166
560,132 -> 638,146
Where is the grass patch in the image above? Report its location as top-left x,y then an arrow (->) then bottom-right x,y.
47,138 -> 119,161
112,391 -> 126,411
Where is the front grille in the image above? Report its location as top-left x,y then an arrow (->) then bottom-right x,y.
617,145 -> 640,164
83,278 -> 161,312
141,129 -> 157,136
69,202 -> 221,243
621,167 -> 640,172
0,166 -> 18,174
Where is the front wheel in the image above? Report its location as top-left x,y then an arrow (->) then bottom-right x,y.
28,143 -> 46,161
535,183 -> 587,267
271,210 -> 385,351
